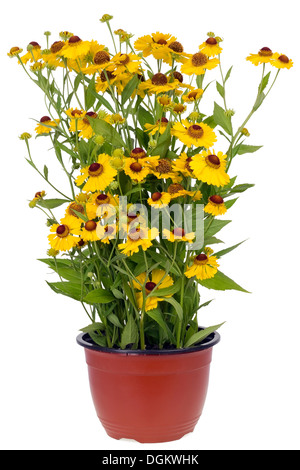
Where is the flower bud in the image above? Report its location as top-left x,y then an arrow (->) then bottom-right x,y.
19,132 -> 32,140
47,248 -> 59,257
93,134 -> 105,146
225,108 -> 235,117
100,14 -> 113,23
241,127 -> 250,137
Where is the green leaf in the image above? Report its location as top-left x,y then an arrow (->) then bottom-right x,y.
216,81 -> 225,98
80,322 -> 105,333
83,288 -> 114,304
137,105 -> 154,128
43,165 -> 49,180
184,322 -> 225,348
214,239 -> 247,258
236,144 -> 263,155
225,66 -> 233,82
162,297 -> 183,321
152,121 -> 171,158
107,313 -> 124,329
85,75 -> 96,110
199,271 -> 250,293
224,197 -> 238,209
146,308 -> 176,343
121,74 -> 139,105
253,92 -> 265,111
88,118 -> 126,148
47,281 -> 83,301
229,183 -> 255,195
205,218 -> 231,238
213,102 -> 232,135
52,267 -> 82,283
260,71 -> 271,93
37,198 -> 69,209
120,315 -> 139,349
89,330 -> 107,347
149,279 -> 181,298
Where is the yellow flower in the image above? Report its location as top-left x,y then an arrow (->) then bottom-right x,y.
199,37 -> 223,57
171,103 -> 187,115
48,217 -> 81,252
150,158 -> 181,182
118,227 -> 159,256
246,47 -> 274,66
75,154 -> 117,192
96,223 -> 117,244
172,152 -> 194,177
7,46 -> 23,58
20,42 -> 42,64
95,70 -> 118,93
81,46 -> 111,75
35,116 -> 59,135
133,269 -> 174,312
129,147 -> 160,166
107,52 -> 141,76
76,220 -> 100,242
182,88 -> 204,104
190,150 -> 230,187
42,41 -> 66,67
270,53 -> 293,69
124,158 -> 151,182
185,251 -> 219,280
60,35 -> 90,60
144,117 -> 169,135
181,52 -> 219,75
139,73 -> 179,95
157,94 -> 172,107
147,191 -> 171,208
75,111 -> 98,139
134,32 -> 176,57
63,201 -> 95,225
162,228 -> 195,242
204,195 -> 227,216
65,108 -> 86,132
172,119 -> 217,148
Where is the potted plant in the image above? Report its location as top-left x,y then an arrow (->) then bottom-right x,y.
9,14 -> 293,443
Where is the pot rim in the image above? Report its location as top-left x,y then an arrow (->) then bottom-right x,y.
76,328 -> 221,356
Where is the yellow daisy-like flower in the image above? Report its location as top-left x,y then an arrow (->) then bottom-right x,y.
42,41 -> 66,67
167,183 -> 190,199
204,195 -> 227,216
144,117 -> 169,135
107,52 -> 141,76
129,147 -> 160,166
63,201 -> 87,225
65,108 -> 86,132
48,217 -> 81,252
118,227 -> 159,256
270,53 -> 293,69
182,88 -> 204,104
76,111 -> 98,139
172,120 -> 217,148
139,73 -> 179,95
96,223 -> 117,244
171,103 -> 187,115
199,37 -> 223,57
60,35 -> 90,60
172,152 -> 194,177
81,48 -> 111,75
190,150 -> 230,187
35,116 -> 59,135
20,42 -> 42,64
147,191 -> 171,208
133,269 -> 174,312
134,32 -> 176,58
75,154 -> 117,192
7,46 -> 23,58
181,52 -> 219,75
150,158 -> 181,182
76,220 -> 100,242
157,94 -> 172,107
162,228 -> 195,243
185,251 -> 219,280
124,158 -> 151,182
246,47 -> 274,66
95,70 -> 118,93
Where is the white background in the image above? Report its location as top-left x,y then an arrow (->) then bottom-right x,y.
1,0 -> 299,451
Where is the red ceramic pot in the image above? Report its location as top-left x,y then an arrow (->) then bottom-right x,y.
77,330 -> 220,443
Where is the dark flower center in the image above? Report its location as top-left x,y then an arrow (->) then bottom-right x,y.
130,162 -> 143,172
88,162 -> 104,176
130,147 -> 146,159
259,47 -> 273,57
210,195 -> 224,204
69,36 -> 81,44
169,41 -> 184,53
151,192 -> 162,202
206,37 -> 218,45
278,54 -> 289,63
206,154 -> 221,168
40,116 -> 51,122
96,194 -> 110,205
94,50 -> 110,65
145,281 -> 156,292
191,52 -> 208,67
56,224 -> 69,238
50,41 -> 65,54
85,220 -> 97,231
188,124 -> 204,139
151,73 -> 168,86
172,227 -> 185,237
